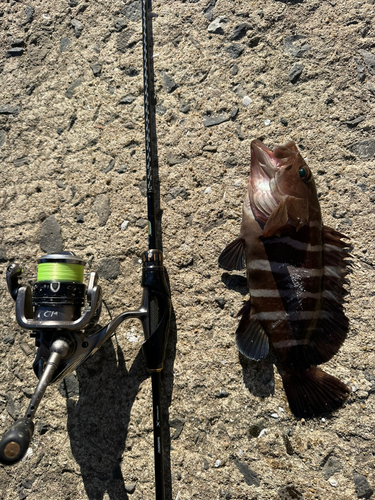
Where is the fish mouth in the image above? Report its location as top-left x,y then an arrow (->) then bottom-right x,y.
249,140 -> 280,223
251,140 -> 278,179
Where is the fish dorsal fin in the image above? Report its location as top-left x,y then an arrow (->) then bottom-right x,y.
304,303 -> 348,366
235,300 -> 269,360
323,225 -> 351,254
303,225 -> 350,366
263,196 -> 309,237
218,237 -> 246,270
323,225 -> 351,282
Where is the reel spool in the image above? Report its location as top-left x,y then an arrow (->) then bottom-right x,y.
33,253 -> 86,325
7,252 -> 102,334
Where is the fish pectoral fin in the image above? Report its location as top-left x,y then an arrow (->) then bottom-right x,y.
235,301 -> 269,360
218,237 -> 246,270
262,196 -> 309,237
262,198 -> 288,237
284,196 -> 309,231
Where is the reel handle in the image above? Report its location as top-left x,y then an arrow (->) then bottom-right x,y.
0,418 -> 34,465
0,339 -> 70,465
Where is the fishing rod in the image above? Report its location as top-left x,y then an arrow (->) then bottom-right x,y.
0,2 -> 171,498
141,0 -> 170,498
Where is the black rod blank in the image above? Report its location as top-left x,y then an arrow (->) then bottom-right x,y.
142,0 -> 157,251
151,371 -> 165,500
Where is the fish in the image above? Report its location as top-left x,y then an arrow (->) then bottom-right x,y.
218,139 -> 350,418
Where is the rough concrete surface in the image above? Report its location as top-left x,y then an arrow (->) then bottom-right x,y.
0,1 -> 375,499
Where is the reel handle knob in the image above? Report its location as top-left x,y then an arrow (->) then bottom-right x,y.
0,418 -> 34,465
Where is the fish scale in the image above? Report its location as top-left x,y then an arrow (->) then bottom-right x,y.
219,139 -> 350,418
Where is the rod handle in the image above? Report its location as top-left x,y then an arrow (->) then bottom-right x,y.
141,250 -> 171,371
0,418 -> 34,465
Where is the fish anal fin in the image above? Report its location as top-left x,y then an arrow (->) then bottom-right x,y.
305,303 -> 348,365
235,301 -> 269,360
281,366 -> 349,418
218,237 -> 246,270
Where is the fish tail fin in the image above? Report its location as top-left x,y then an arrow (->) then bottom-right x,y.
281,366 -> 349,418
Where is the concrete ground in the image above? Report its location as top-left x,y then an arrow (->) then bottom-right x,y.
0,1 -> 375,499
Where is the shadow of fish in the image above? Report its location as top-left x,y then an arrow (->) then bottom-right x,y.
218,140 -> 350,418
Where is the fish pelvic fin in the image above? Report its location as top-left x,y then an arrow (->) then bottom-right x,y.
262,196 -> 309,237
218,237 -> 246,270
235,300 -> 269,360
281,366 -> 349,418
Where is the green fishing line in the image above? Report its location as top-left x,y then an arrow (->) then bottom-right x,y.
37,263 -> 84,282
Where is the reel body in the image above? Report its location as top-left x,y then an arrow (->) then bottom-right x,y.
7,252 -> 102,383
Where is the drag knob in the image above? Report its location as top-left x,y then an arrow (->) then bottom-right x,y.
0,418 -> 34,465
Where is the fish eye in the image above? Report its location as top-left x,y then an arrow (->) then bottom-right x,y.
299,166 -> 311,182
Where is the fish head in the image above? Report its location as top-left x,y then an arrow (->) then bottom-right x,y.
248,140 -> 320,237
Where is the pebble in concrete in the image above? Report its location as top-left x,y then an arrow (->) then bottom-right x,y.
40,215 -> 63,253
92,194 -> 111,227
97,257 -> 121,280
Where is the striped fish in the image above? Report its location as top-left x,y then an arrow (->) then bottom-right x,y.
218,140 -> 350,418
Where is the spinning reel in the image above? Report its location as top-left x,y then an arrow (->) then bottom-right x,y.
0,250 -> 170,465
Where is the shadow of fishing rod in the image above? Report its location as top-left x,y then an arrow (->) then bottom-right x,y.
63,340 -> 148,500
64,319 -> 176,500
